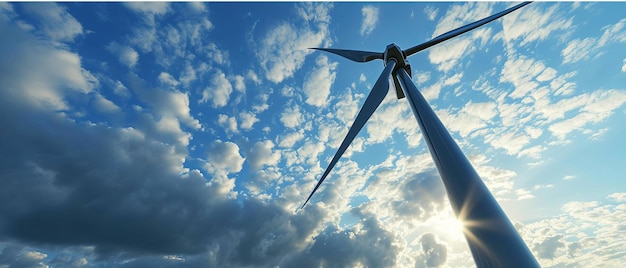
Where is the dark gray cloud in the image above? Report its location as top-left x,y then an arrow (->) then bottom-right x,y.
390,172 -> 447,221
0,11 -> 412,267
414,233 -> 448,268
0,245 -> 47,268
0,14 -> 329,266
533,234 -> 564,260
281,207 -> 403,268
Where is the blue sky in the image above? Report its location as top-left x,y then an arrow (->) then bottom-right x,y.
1,2 -> 625,267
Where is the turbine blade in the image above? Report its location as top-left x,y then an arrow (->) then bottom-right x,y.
403,1 -> 531,57
310,48 -> 383,63
301,60 -> 398,209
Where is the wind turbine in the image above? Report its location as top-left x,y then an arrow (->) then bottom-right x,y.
301,2 -> 540,267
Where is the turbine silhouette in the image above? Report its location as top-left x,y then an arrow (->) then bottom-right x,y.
300,2 -> 540,267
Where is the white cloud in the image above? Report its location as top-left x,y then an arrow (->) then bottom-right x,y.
253,95 -> 270,114
501,3 -> 573,47
536,67 -> 557,82
0,2 -> 15,21
302,55 -> 338,107
201,70 -> 233,108
1,21 -> 95,111
246,69 -> 261,85
485,130 -> 531,156
256,3 -> 332,83
21,3 -> 83,43
126,74 -> 201,130
205,140 -> 245,176
218,114 -> 238,133
239,111 -> 259,130
163,92 -> 200,129
608,192 -> 626,202
548,89 -> 626,140
428,2 -> 493,72
421,82 -> 442,101
296,140 -> 326,167
333,88 -> 363,126
187,2 -> 207,13
429,37 -> 474,73
622,58 -> 626,72
500,53 -> 546,99
560,18 -> 626,65
443,72 -> 463,86
278,131 -> 305,148
598,18 -> 626,46
93,94 -> 121,115
158,72 -> 180,87
124,2 -> 170,16
179,63 -> 197,88
519,195 -> 626,266
233,75 -> 245,92
423,6 -> 439,21
436,102 -> 495,138
561,37 -> 597,64
246,140 -> 281,170
360,5 -> 379,36
205,42 -> 229,66
106,42 -> 139,68
280,104 -> 304,129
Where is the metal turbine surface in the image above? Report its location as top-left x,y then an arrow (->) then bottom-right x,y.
300,2 -> 539,267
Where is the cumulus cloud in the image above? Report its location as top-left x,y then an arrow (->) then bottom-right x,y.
239,111 -> 260,130
124,4 -> 215,68
415,233 -> 448,268
246,140 -> 282,170
283,208 -> 403,267
519,194 -> 626,267
256,2 -> 332,83
106,42 -> 139,68
302,55 -> 338,107
333,88 -> 363,126
533,234 -> 564,259
20,2 -> 83,43
0,16 -> 95,111
201,69 -> 233,108
233,74 -> 246,92
280,104 -> 304,129
126,74 -> 201,130
278,131 -> 305,148
217,114 -> 238,133
390,172 -> 447,221
158,72 -> 180,87
0,15 -> 339,267
360,5 -> 379,36
205,140 -> 245,177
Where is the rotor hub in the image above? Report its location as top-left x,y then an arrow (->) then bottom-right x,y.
384,43 -> 411,99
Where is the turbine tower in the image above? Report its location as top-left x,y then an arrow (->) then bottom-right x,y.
301,2 -> 540,267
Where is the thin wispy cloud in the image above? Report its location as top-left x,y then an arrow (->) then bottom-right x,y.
360,5 -> 379,36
